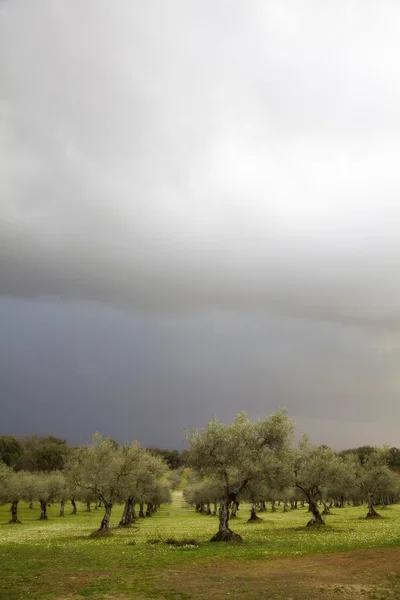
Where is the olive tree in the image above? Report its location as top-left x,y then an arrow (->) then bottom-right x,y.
187,410 -> 294,541
0,463 -> 26,523
293,436 -> 343,526
130,452 -> 168,521
183,477 -> 224,515
343,449 -> 400,518
67,437 -> 139,535
0,470 -> 34,523
35,471 -> 66,520
117,444 -> 165,527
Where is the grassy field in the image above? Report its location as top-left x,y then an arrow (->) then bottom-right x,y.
1,490 -> 400,599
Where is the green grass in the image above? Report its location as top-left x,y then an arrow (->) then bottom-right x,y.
1,494 -> 400,599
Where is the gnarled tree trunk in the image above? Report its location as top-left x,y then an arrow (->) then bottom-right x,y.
86,502 -> 91,512
39,500 -> 48,520
99,501 -> 112,531
306,495 -> 325,526
59,499 -> 65,517
119,498 -> 135,527
321,499 -> 331,515
71,497 -> 77,514
366,493 -> 381,518
211,497 -> 242,542
139,502 -> 145,518
248,501 -> 262,522
9,500 -> 21,524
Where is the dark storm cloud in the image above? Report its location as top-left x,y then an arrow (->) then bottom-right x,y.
1,1 -> 400,447
1,298 -> 399,448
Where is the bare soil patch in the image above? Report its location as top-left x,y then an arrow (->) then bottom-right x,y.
159,547 -> 400,599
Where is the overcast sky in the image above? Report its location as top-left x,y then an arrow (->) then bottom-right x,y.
1,0 -> 400,449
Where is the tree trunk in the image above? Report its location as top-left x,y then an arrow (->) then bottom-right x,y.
139,502 -> 145,518
9,500 -> 21,524
99,502 -> 112,531
321,499 -> 331,515
212,502 -> 217,516
40,500 -> 48,520
306,495 -> 325,526
119,498 -> 135,526
259,500 -> 266,512
248,501 -> 262,522
86,502 -> 91,512
71,497 -> 77,514
119,499 -> 129,526
283,501 -> 289,513
366,493 -> 381,518
230,501 -> 237,518
59,499 -> 65,517
271,500 -> 276,512
211,497 -> 242,542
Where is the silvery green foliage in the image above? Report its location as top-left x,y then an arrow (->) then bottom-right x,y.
183,477 -> 224,507
342,449 -> 400,503
187,410 -> 294,496
293,434 -> 342,498
0,469 -> 34,505
0,462 -> 13,505
34,471 -> 67,503
66,436 -> 168,507
67,437 -> 137,505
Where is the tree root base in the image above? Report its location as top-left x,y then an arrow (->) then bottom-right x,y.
366,512 -> 382,519
8,520 -> 22,524
90,528 -> 113,538
247,516 -> 263,523
210,529 -> 242,542
306,518 -> 325,527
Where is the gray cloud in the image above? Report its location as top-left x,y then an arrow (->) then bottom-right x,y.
1,1 -> 400,447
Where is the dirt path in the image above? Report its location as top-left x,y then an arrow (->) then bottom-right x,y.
159,547 -> 400,599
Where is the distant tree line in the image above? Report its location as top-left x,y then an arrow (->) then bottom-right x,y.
0,434 -> 189,472
2,434 -> 398,474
